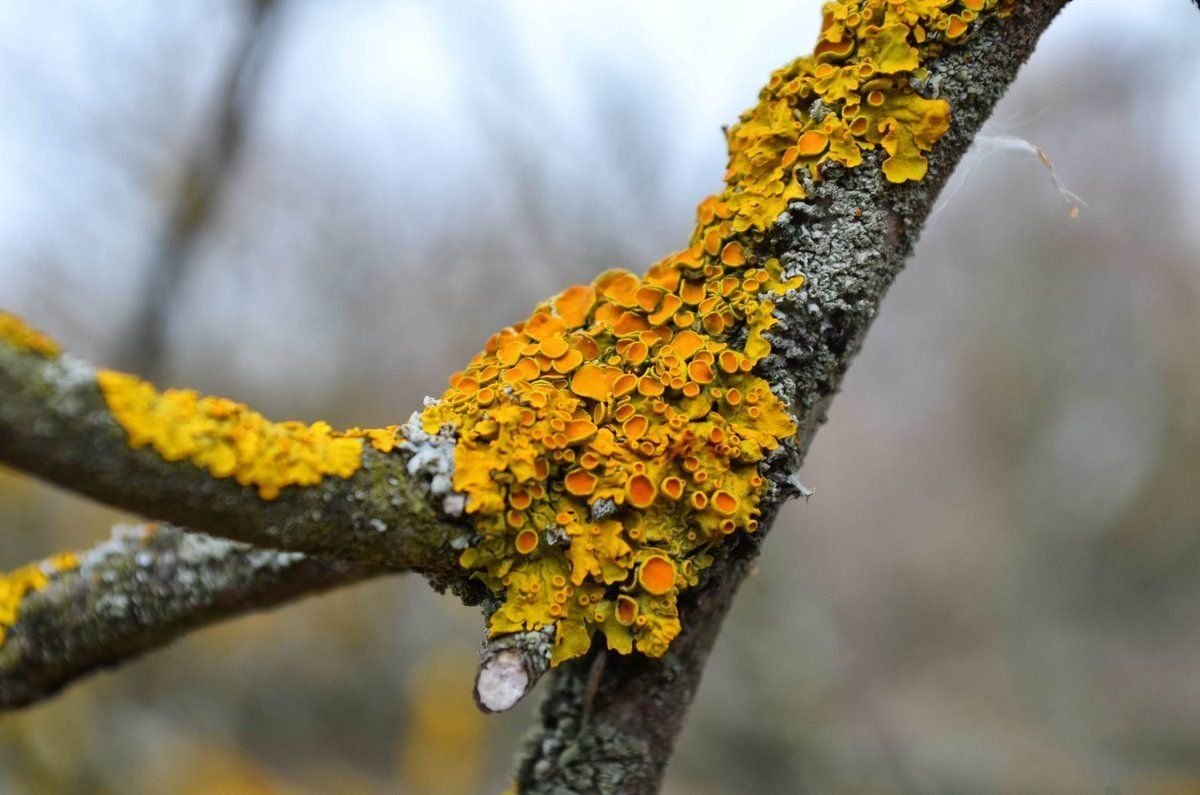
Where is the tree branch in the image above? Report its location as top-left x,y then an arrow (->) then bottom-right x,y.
0,522 -> 379,709
512,4 -> 1071,792
120,0 -> 287,378
0,341 -> 465,577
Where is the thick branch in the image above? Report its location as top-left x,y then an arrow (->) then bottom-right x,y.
0,522 -> 379,708
0,343 -> 465,578
513,4 -> 1071,792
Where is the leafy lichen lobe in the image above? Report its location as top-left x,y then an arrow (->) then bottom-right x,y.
0,312 -> 60,358
0,553 -> 79,645
423,0 -> 1013,666
97,371 -> 399,499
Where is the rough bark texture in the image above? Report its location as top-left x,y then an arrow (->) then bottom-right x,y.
0,345 -> 466,580
0,523 -> 379,708
512,4 -> 1070,792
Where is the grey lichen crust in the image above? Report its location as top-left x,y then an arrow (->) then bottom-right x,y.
399,402 -> 466,518
517,664 -> 651,793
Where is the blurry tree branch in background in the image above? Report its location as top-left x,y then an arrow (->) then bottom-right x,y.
119,0 -> 286,379
0,3 -> 1075,793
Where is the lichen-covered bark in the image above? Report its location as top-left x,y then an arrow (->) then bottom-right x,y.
513,3 -> 1070,792
0,343 -> 466,578
0,523 -> 378,708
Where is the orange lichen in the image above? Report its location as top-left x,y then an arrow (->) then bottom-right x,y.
724,0 -> 1014,231
626,474 -> 657,509
661,476 -> 686,501
638,556 -> 676,596
344,426 -> 403,453
712,490 -> 739,516
98,370 -> 388,499
420,0 -> 1012,666
615,594 -> 639,626
570,364 -> 613,402
515,529 -> 540,555
795,130 -> 830,157
0,312 -> 60,358
0,552 -> 79,645
564,469 -> 599,497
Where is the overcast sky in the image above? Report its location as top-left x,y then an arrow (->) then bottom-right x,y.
1,0 -> 1197,332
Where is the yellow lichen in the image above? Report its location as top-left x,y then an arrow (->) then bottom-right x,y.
0,312 -> 60,358
420,0 -> 1012,666
0,552 -> 79,645
343,425 -> 404,453
97,370 -> 396,499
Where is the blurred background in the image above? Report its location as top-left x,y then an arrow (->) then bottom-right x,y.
1,1 -> 1198,792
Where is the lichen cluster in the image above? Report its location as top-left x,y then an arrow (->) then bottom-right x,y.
0,553 -> 78,645
0,312 -> 60,358
422,0 -> 1011,665
421,270 -> 798,662
730,0 -> 1014,232
97,371 -> 399,499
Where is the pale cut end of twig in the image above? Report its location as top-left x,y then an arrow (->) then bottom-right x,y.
475,649 -> 530,713
473,628 -> 553,713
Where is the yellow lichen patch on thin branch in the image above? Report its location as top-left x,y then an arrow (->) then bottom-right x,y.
97,371 -> 399,500
421,0 -> 1012,667
0,308 -> 401,498
728,0 -> 1014,231
0,312 -> 60,359
343,425 -> 404,454
0,552 -> 79,645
